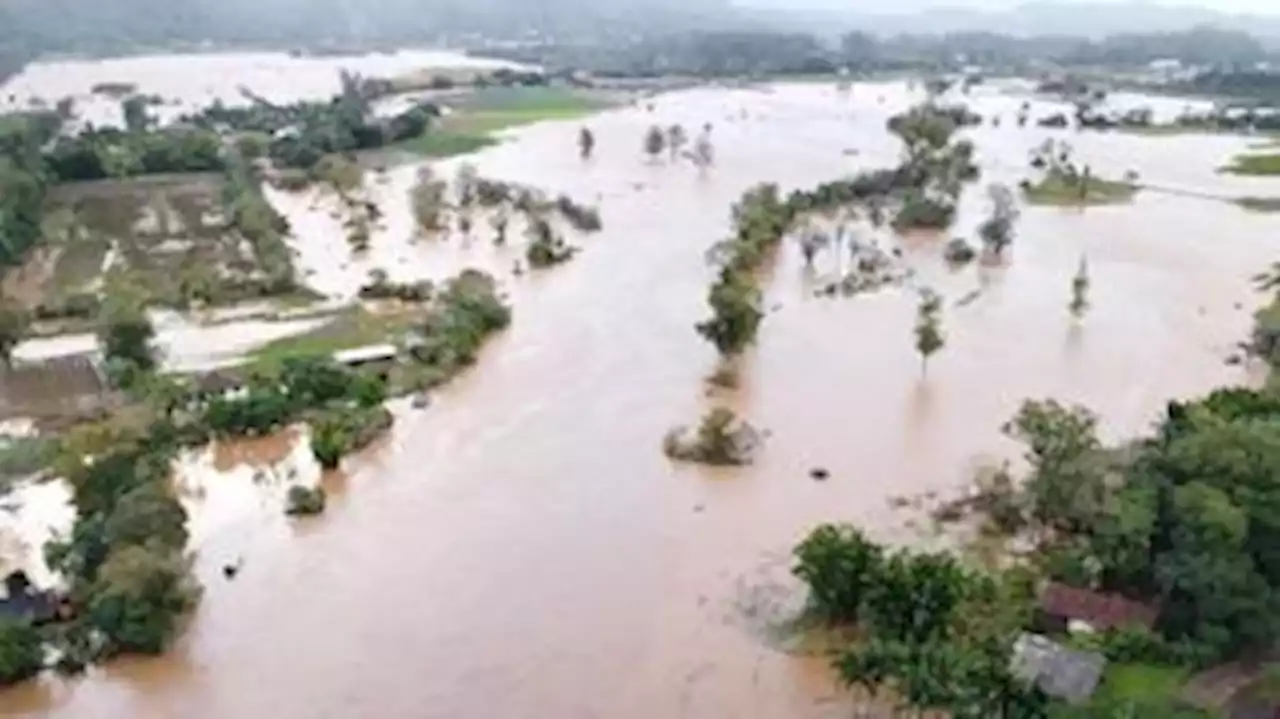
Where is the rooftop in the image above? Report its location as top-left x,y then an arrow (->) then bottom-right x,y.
1039,582 -> 1159,632
1010,633 -> 1106,705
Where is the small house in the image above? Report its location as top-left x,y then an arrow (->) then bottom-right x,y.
1010,633 -> 1106,705
332,344 -> 398,380
1037,582 -> 1158,635
0,571 -> 61,625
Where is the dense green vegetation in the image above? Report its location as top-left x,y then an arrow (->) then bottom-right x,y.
42,415 -> 199,669
183,72 -> 436,171
794,525 -> 1054,716
0,436 -> 58,483
0,113 -> 56,271
0,616 -> 44,685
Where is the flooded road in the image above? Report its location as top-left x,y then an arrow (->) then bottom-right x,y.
3,77 -> 1277,717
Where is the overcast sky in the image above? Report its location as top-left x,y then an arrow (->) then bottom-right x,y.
744,0 -> 1280,15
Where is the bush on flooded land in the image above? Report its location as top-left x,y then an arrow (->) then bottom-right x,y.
409,270 -> 512,382
410,166 -> 449,233
308,405 -> 393,470
358,270 -> 433,303
663,407 -> 763,466
286,486 -> 327,516
944,237 -> 977,266
526,216 -> 577,268
0,617 -> 44,686
84,544 -> 200,656
200,357 -> 389,439
555,195 -> 602,232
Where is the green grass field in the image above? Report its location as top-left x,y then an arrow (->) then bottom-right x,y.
1022,175 -> 1139,206
1051,663 -> 1214,719
249,307 -> 418,369
397,87 -> 610,158
1222,152 -> 1280,176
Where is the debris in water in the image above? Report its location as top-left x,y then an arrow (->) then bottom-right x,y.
411,393 -> 431,409
809,467 -> 830,481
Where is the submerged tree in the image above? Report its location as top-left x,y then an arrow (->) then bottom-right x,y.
454,163 -> 478,209
663,407 -> 763,466
693,125 -> 715,168
578,126 -> 595,160
1070,256 -> 1090,319
121,96 -> 151,134
0,301 -> 29,368
667,123 -> 688,160
490,211 -> 509,245
409,166 -> 449,233
914,290 -> 945,374
798,228 -> 830,267
644,125 -> 666,161
697,268 -> 764,357
978,184 -> 1019,256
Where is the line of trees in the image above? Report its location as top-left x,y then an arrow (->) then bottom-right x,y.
695,102 -> 980,364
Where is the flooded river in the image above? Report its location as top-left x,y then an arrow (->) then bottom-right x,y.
2,58 -> 1278,717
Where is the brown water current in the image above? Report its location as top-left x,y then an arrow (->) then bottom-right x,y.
3,77 -> 1278,717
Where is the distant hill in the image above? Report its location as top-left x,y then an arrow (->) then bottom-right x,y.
738,1 -> 1280,45
0,0 -> 734,55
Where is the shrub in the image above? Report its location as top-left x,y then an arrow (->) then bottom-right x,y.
0,617 -> 44,686
285,486 -> 327,516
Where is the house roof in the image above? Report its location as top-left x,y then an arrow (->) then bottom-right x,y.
0,353 -> 113,422
1010,633 -> 1106,705
1040,582 -> 1159,631
0,572 -> 57,624
332,344 -> 398,366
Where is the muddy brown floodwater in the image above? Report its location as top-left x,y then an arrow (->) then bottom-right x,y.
3,74 -> 1278,718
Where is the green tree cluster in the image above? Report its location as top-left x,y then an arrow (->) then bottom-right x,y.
200,356 -> 388,439
970,391 -> 1280,665
44,415 -> 198,667
0,616 -> 44,686
793,524 -> 1049,717
409,269 -> 512,381
696,183 -> 792,358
